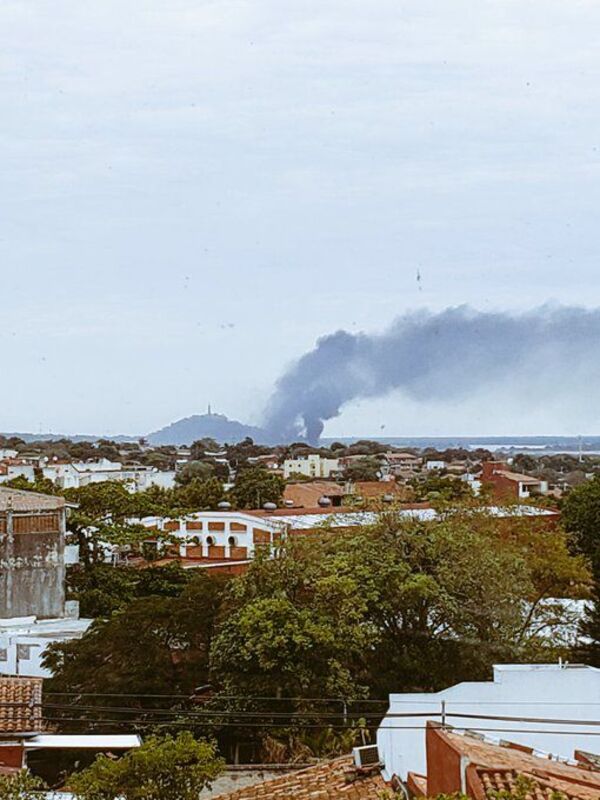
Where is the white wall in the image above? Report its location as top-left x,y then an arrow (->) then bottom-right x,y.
0,618 -> 92,678
377,664 -> 600,781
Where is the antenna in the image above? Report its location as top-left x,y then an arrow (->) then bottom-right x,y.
208,403 -> 212,416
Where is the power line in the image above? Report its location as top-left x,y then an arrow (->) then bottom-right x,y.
40,717 -> 600,736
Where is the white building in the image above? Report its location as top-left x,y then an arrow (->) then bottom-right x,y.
0,462 -> 36,484
377,663 -> 600,781
0,449 -> 19,460
425,460 -> 446,471
42,459 -> 176,492
283,454 -> 340,480
0,614 -> 91,678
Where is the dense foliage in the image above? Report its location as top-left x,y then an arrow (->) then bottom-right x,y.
69,733 -> 223,800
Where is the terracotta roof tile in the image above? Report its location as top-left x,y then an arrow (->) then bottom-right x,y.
211,757 -> 386,800
0,677 -> 43,733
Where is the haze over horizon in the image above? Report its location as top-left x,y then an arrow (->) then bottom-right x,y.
3,1 -> 600,437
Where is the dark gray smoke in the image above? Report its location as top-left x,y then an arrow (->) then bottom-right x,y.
263,305 -> 600,444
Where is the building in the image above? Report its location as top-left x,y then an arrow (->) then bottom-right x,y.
42,458 -> 176,492
407,722 -> 600,799
377,663 -> 600,781
283,455 -> 340,480
0,676 -> 139,773
134,504 -> 559,574
425,459 -> 446,471
379,452 -> 422,479
0,461 -> 36,485
481,460 -> 548,501
0,488 -> 91,677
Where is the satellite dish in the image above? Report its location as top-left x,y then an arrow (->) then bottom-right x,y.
218,501 -> 232,510
284,499 -> 295,507
318,496 -> 332,507
382,494 -> 394,503
263,502 -> 277,511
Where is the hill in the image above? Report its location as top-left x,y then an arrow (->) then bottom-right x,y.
147,413 -> 270,446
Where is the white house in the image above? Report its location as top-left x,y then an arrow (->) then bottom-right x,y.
283,454 -> 340,480
377,663 -> 600,781
42,459 -> 176,492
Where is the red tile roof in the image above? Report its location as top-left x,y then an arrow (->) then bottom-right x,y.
429,725 -> 600,800
211,756 -> 386,800
0,677 -> 43,733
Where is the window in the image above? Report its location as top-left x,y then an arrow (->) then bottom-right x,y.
228,535 -> 237,547
17,644 -> 31,661
206,535 -> 215,546
0,649 -> 7,662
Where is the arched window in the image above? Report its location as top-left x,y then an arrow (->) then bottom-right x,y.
206,535 -> 215,547
228,535 -> 237,547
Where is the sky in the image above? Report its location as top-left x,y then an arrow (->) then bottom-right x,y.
2,0 -> 600,438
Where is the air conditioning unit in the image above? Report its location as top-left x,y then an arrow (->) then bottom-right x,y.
352,745 -> 380,768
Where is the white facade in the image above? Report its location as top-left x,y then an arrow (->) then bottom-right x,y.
377,663 -> 600,781
0,449 -> 19,460
0,463 -> 36,484
0,616 -> 92,678
283,455 -> 340,479
138,511 -> 283,561
42,460 -> 176,492
425,460 -> 446,471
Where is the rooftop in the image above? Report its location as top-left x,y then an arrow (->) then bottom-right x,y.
211,756 -> 386,800
0,488 -> 65,513
418,724 -> 600,800
0,677 -> 43,734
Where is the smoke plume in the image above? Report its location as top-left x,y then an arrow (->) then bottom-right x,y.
263,305 -> 600,443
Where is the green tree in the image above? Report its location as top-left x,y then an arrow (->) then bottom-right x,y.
175,461 -> 214,486
173,477 -> 225,512
231,467 -> 284,509
67,562 -> 191,618
562,475 -> 600,571
45,572 -> 228,700
69,732 -> 223,800
343,457 -> 381,482
0,771 -> 46,800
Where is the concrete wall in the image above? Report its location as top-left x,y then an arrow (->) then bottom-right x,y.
0,510 -> 66,619
377,664 -> 600,780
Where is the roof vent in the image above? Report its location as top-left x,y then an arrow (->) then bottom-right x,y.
352,745 -> 380,768
217,501 -> 231,510
318,496 -> 332,507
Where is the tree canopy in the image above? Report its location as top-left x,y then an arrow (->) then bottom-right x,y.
69,733 -> 223,800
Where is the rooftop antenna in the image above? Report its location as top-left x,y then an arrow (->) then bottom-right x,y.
208,403 -> 212,416
578,435 -> 583,463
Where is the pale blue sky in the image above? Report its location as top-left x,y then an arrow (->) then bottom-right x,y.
2,1 -> 600,437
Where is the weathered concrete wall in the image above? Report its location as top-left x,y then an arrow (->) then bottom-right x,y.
0,511 -> 65,619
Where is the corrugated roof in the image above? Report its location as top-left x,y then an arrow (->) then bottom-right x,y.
0,677 -> 43,733
0,488 -> 65,512
211,756 -> 386,800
